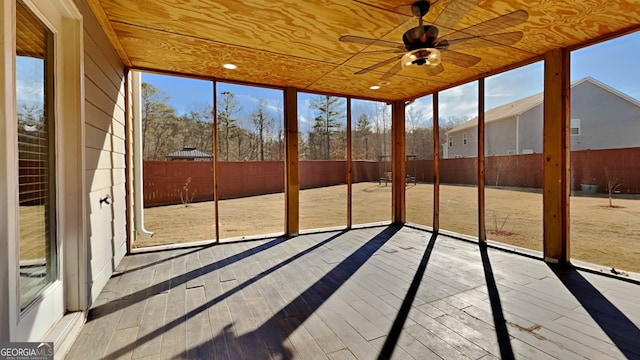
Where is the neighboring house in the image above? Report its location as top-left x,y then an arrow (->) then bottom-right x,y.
166,146 -> 213,161
444,77 -> 640,158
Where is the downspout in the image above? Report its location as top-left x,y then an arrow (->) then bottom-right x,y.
132,71 -> 153,238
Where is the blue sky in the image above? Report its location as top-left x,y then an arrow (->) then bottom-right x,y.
141,31 -> 639,130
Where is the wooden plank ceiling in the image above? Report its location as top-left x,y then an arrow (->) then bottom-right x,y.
87,0 -> 639,101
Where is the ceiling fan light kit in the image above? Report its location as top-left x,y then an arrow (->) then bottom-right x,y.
401,48 -> 441,69
339,0 -> 527,79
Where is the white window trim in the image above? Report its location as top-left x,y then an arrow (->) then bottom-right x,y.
1,0 -> 85,342
570,118 -> 580,136
462,132 -> 468,145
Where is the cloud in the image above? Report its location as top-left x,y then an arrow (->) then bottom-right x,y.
16,57 -> 44,108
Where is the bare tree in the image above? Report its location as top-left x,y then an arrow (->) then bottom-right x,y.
251,101 -> 274,161
604,167 -> 622,207
217,91 -> 241,161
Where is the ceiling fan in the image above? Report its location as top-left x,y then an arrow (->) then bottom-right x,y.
339,0 -> 528,79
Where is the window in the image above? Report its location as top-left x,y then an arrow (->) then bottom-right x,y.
16,0 -> 57,310
571,118 -> 580,135
448,135 -> 453,147
462,133 -> 468,145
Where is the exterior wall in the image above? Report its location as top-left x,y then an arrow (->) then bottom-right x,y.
446,128 -> 477,158
75,0 -> 127,302
485,118 -> 517,156
517,105 -> 543,153
571,81 -> 640,151
446,80 -> 640,158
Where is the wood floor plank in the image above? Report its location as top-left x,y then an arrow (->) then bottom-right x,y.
131,292 -> 167,359
104,326 -> 139,360
158,254 -> 188,359
67,227 -> 640,360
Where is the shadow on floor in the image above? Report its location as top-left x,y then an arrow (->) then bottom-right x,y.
103,226 -> 400,359
87,235 -> 293,322
480,243 -> 515,360
377,232 -> 437,360
549,264 -> 640,359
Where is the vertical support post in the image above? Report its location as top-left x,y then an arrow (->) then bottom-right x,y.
346,98 -> 353,229
284,87 -> 299,237
212,82 -> 220,242
432,93 -> 440,232
543,48 -> 571,264
392,100 -> 406,224
478,79 -> 486,243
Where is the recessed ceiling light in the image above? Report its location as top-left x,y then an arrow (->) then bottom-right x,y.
369,85 -> 381,90
222,63 -> 237,70
378,81 -> 391,86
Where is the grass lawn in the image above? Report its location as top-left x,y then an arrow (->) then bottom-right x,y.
137,182 -> 640,274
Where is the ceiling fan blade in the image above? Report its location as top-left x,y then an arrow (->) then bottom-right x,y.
434,0 -> 480,31
444,10 -> 529,41
440,49 -> 481,68
352,49 -> 406,56
444,31 -> 523,50
425,63 -> 445,76
339,35 -> 404,49
381,62 -> 402,80
355,54 -> 403,75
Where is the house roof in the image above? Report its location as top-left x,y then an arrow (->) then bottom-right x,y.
86,0 -> 640,102
166,146 -> 213,159
446,77 -> 640,134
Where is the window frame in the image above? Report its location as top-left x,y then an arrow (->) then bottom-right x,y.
570,118 -> 581,136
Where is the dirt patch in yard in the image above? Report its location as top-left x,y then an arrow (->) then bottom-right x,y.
137,183 -> 640,274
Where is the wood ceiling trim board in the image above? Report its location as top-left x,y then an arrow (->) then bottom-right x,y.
567,23 -> 640,52
129,65 -> 293,93
86,0 -> 131,66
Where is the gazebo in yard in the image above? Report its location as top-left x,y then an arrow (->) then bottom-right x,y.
165,146 -> 213,161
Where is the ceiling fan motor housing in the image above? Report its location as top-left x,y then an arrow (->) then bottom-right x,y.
403,25 -> 439,50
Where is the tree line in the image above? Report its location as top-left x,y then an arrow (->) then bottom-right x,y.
141,83 -> 465,162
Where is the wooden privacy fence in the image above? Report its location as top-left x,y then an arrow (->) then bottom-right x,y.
143,147 -> 640,207
143,160 -> 380,207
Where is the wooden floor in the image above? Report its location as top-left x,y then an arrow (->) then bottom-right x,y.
66,226 -> 640,360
